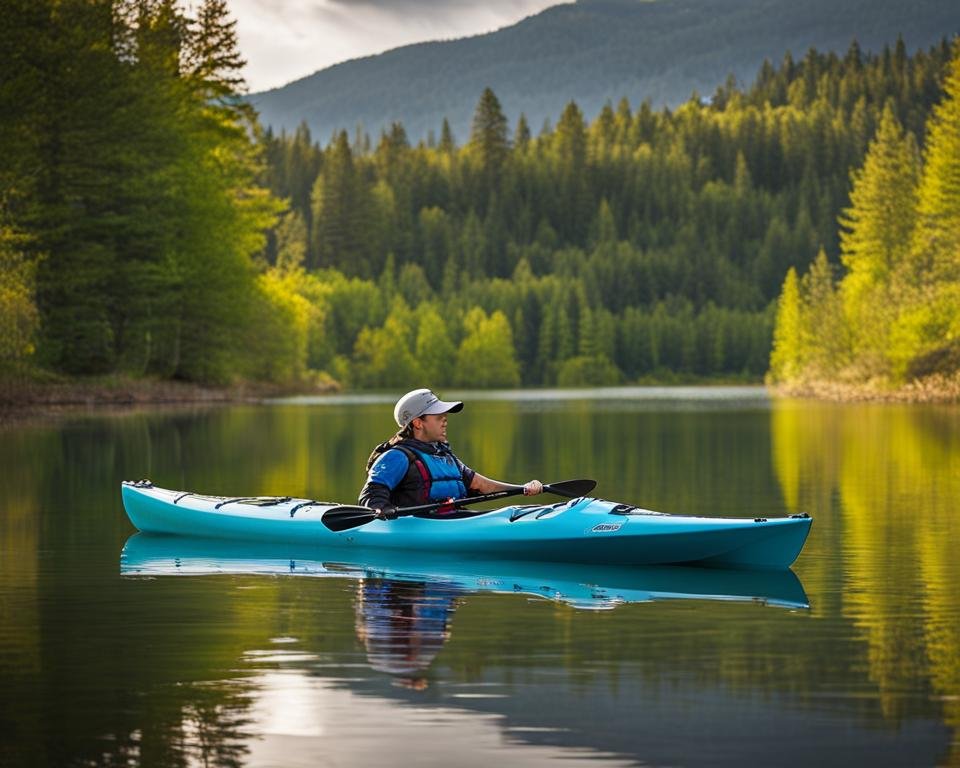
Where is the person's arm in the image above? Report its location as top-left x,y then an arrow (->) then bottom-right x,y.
469,472 -> 543,496
358,482 -> 395,517
358,449 -> 408,519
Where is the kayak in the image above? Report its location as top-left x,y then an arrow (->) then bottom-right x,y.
119,533 -> 810,610
121,480 -> 812,569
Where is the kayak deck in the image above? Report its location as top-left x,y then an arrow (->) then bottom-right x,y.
121,481 -> 812,570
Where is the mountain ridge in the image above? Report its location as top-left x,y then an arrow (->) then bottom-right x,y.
249,0 -> 960,143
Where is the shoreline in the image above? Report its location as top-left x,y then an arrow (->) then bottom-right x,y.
768,372 -> 960,404
4,371 -> 959,426
0,375 -> 338,426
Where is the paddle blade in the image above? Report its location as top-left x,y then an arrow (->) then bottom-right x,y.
543,478 -> 596,497
321,505 -> 378,532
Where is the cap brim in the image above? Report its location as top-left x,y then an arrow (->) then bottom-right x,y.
421,399 -> 463,416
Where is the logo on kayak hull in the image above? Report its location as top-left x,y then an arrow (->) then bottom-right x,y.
590,522 -> 623,533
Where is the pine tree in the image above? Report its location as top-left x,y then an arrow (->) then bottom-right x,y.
838,103 -> 919,371
554,101 -> 589,242
913,42 -> 960,283
311,131 -> 369,273
768,267 -> 802,383
439,118 -> 456,154
840,104 -> 919,289
514,114 -> 531,151
469,88 -> 510,184
185,0 -> 246,99
800,248 -> 848,377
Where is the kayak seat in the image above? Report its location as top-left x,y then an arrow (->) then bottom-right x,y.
609,504 -> 669,516
511,499 -> 582,522
509,505 -> 541,522
535,499 -> 579,519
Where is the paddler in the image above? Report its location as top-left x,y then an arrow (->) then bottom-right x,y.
359,388 -> 542,520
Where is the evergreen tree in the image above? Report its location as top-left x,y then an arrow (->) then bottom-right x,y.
185,0 -> 246,98
469,88 -> 510,188
768,267 -> 802,383
439,118 -> 456,154
800,249 -> 848,379
311,131 -> 369,273
838,103 -> 919,371
554,101 -> 590,241
912,42 -> 960,283
514,114 -> 531,151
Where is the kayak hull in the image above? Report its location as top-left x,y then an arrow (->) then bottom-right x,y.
121,482 -> 812,570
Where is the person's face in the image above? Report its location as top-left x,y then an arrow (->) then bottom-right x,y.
414,413 -> 448,442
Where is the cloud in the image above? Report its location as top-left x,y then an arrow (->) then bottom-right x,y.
229,0 -> 563,91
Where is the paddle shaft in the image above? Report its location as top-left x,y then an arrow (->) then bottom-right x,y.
320,478 -> 596,532
393,485 -> 528,516
386,478 -> 595,517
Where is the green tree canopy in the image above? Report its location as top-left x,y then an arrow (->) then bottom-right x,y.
455,308 -> 520,387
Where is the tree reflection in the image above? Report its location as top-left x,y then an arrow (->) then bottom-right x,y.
772,400 -> 960,759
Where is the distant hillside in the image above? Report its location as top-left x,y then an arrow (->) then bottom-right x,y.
249,0 -> 960,143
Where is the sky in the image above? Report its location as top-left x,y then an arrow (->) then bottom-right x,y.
229,0 -> 565,93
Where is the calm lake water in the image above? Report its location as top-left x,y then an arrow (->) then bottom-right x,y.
2,387 -> 959,767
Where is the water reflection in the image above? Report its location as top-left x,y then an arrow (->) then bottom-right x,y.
121,533 -> 809,700
120,534 -> 810,614
355,579 -> 461,688
4,392 -> 960,765
772,399 -> 960,763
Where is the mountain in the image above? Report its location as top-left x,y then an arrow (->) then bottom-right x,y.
248,0 -> 960,144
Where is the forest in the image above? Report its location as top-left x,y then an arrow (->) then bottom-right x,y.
769,43 -> 960,393
1,0 -> 956,389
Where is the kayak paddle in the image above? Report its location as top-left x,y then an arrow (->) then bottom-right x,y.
321,478 -> 597,532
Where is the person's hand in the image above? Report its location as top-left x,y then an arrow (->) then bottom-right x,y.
523,480 -> 543,496
375,505 -> 398,520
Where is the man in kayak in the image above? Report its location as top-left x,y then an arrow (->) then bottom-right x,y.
359,388 -> 542,520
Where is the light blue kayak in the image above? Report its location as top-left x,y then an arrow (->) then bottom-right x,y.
121,481 -> 812,569
119,534 -> 810,610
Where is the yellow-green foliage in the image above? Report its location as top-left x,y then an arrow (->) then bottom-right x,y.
244,269 -> 315,382
801,248 -> 849,377
455,308 -> 521,388
351,298 -> 422,388
768,267 -> 802,383
0,233 -> 39,369
771,42 -> 960,387
415,304 -> 457,386
839,104 -> 920,374
557,355 -> 623,387
913,44 -> 960,282
894,42 -> 960,374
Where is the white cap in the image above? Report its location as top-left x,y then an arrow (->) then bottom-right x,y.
394,389 -> 464,428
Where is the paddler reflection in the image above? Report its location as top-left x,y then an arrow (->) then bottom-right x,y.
354,577 -> 463,689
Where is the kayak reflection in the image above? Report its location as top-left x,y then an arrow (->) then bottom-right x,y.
120,533 -> 809,611
121,534 -> 808,687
